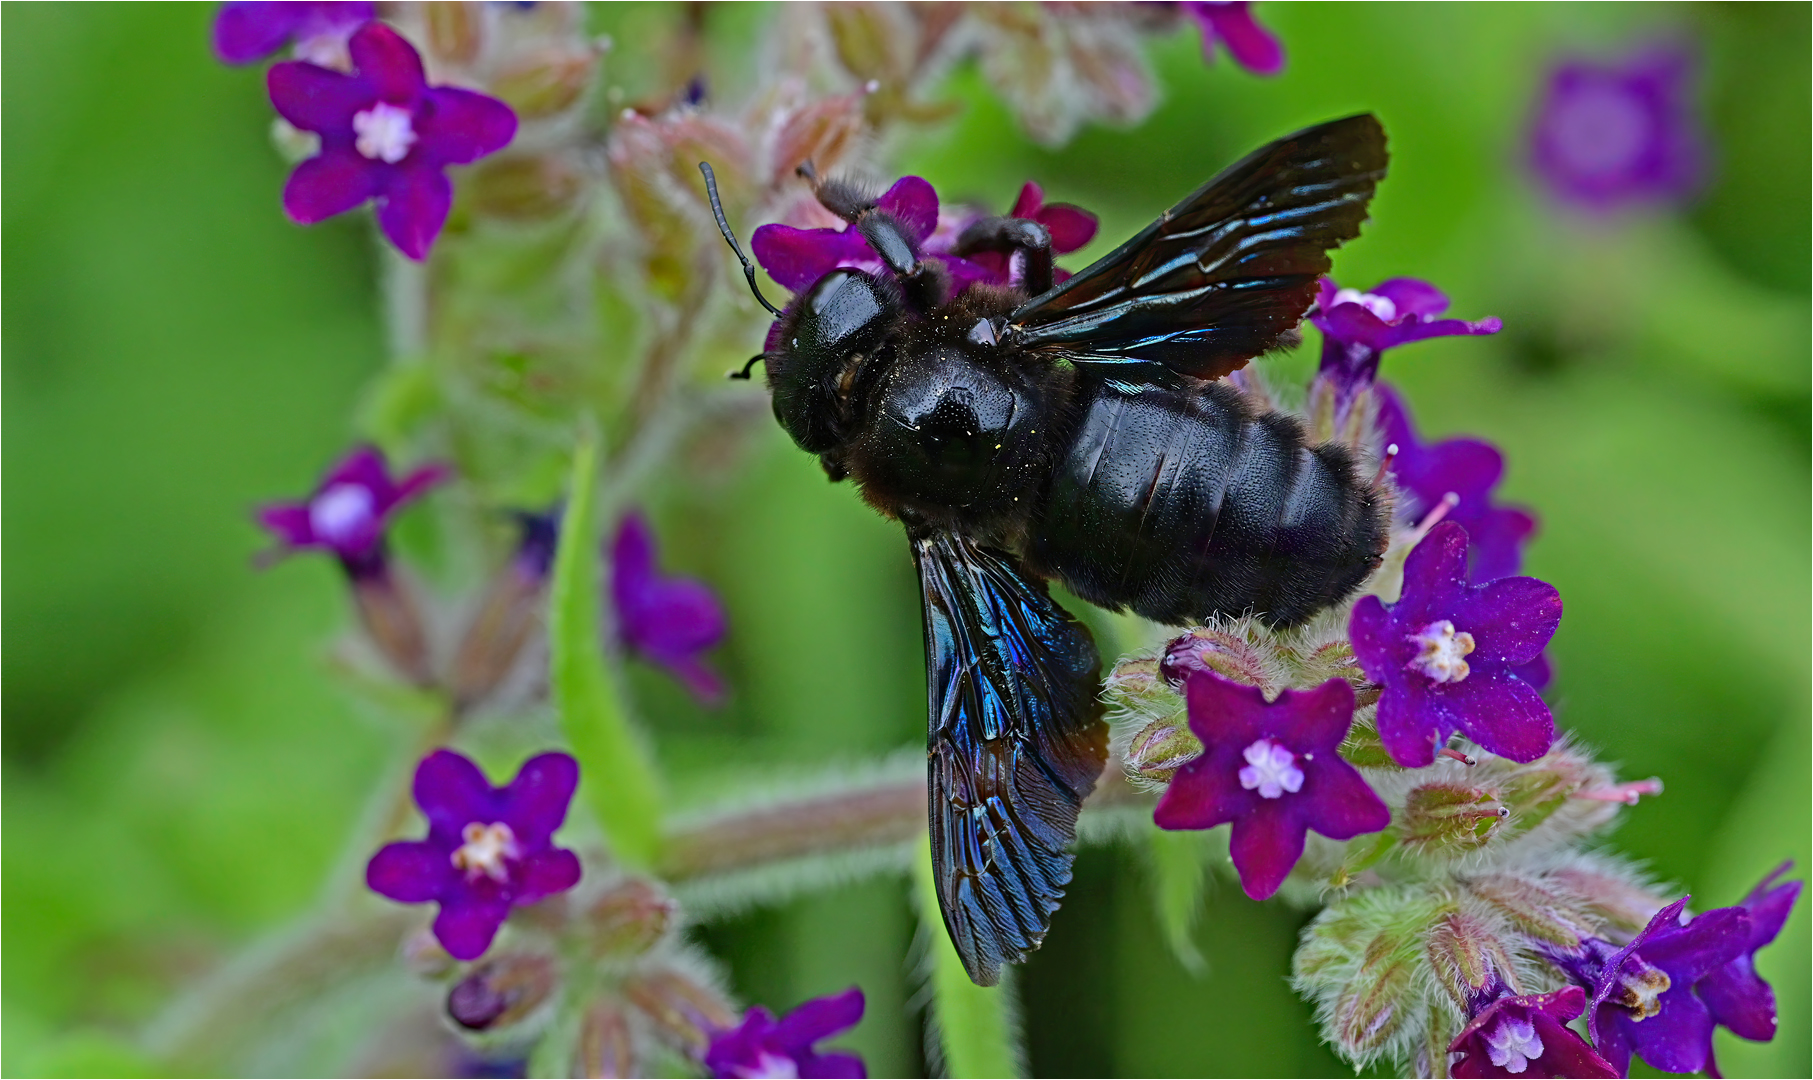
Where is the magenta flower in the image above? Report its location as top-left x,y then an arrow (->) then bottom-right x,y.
1182,2 -> 1284,75
256,444 -> 447,576
1154,672 -> 1390,900
1696,862 -> 1802,1046
1350,521 -> 1560,769
750,176 -> 992,296
1375,385 -> 1537,583
366,749 -> 582,961
212,1 -> 372,66
703,987 -> 866,1079
267,21 -> 517,260
1310,277 -> 1502,400
960,182 -> 1099,289
1448,986 -> 1617,1079
1529,45 -> 1705,213
610,512 -> 728,705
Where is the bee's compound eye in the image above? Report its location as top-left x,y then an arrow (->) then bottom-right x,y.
803,270 -> 886,347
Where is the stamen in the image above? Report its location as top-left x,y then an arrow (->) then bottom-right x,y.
1574,777 -> 1664,805
1409,491 -> 1462,543
1407,619 -> 1476,684
1482,1014 -> 1544,1073
1371,443 -> 1399,488
451,821 -> 521,883
1238,738 -> 1304,800
1438,747 -> 1477,766
353,102 -> 417,164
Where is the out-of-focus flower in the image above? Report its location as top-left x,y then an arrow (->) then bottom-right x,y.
366,749 -> 582,961
1448,985 -> 1618,1078
703,987 -> 867,1079
1310,277 -> 1502,400
1154,672 -> 1389,900
267,22 -> 517,259
1182,2 -> 1284,75
212,1 -> 372,66
969,5 -> 1159,147
256,444 -> 446,576
750,175 -> 992,297
1529,45 -> 1705,212
959,182 -> 1099,289
1350,522 -> 1560,769
610,512 -> 727,705
1375,385 -> 1537,583
1695,862 -> 1802,1046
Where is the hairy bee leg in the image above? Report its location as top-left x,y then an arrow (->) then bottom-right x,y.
798,163 -> 944,312
953,216 -> 1055,295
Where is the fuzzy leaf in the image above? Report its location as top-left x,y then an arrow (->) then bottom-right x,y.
913,834 -> 1024,1078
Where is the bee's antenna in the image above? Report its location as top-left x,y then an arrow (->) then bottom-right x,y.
698,162 -> 783,317
727,353 -> 764,381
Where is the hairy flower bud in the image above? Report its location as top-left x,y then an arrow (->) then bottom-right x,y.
1465,873 -> 1595,948
1425,911 -> 1517,1013
1124,715 -> 1200,784
1401,783 -> 1510,856
468,154 -> 586,221
764,92 -> 868,187
1295,890 -> 1450,1068
351,566 -> 434,686
491,48 -> 598,119
1549,863 -> 1667,933
447,953 -> 558,1032
1161,626 -> 1277,695
576,1001 -> 636,1078
425,0 -> 483,64
583,878 -> 678,959
622,968 -> 736,1055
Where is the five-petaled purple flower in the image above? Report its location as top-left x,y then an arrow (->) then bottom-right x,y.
1310,277 -> 1502,401
257,444 -> 447,577
212,1 -> 373,67
367,749 -> 582,961
611,511 -> 728,705
959,182 -> 1099,289
1448,985 -> 1617,1079
1182,3 -> 1285,75
1350,521 -> 1560,769
267,21 -> 517,260
1154,672 -> 1390,900
1529,45 -> 1705,213
751,176 -> 993,299
1697,862 -> 1802,1051
703,987 -> 867,1079
1375,385 -> 1538,584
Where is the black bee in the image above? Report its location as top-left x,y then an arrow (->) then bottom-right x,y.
702,114 -> 1390,986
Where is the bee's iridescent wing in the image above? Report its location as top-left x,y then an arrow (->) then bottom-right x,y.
1009,114 -> 1388,385
909,526 -> 1107,986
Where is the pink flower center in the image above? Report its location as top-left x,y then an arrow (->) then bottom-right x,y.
1333,287 -> 1400,324
1483,1014 -> 1543,1073
1238,738 -> 1304,799
354,102 -> 417,164
309,483 -> 376,545
451,821 -> 520,883
1408,619 -> 1475,684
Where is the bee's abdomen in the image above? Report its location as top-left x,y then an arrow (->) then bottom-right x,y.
1029,381 -> 1385,627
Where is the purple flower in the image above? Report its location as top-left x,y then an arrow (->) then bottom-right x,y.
509,507 -> 562,583
1529,45 -> 1705,212
1153,672 -> 1390,900
1310,277 -> 1502,401
267,22 -> 517,260
1448,986 -> 1618,1079
1375,385 -> 1538,583
610,512 -> 728,705
1349,521 -> 1560,769
212,1 -> 372,66
703,987 -> 866,1079
1696,862 -> 1802,1045
256,444 -> 447,576
367,749 -> 582,961
1182,2 -> 1285,75
1568,896 -> 1752,1075
750,176 -> 992,297
959,182 -> 1099,288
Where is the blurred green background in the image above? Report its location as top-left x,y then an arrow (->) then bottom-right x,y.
4,2 -> 1807,1077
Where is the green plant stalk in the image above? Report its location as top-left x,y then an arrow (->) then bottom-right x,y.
912,833 -> 1024,1079
548,425 -> 664,868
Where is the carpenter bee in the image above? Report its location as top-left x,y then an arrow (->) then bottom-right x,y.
702,114 -> 1390,986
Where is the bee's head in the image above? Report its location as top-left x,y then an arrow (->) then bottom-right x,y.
761,268 -> 899,454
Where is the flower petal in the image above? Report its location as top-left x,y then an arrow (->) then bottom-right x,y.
388,462 -> 450,509
800,1051 -> 868,1079
376,163 -> 452,261
773,987 -> 865,1051
750,224 -> 874,292
1625,985 -> 1717,1075
416,87 -> 517,165
415,749 -> 500,836
1299,757 -> 1390,841
1007,182 -> 1043,220
503,751 -> 580,846
1398,521 -> 1471,624
1463,505 -> 1538,582
875,175 -> 938,242
267,60 -> 370,133
256,502 -> 316,547
1198,3 -> 1285,75
1373,677 -> 1448,769
1346,594 -> 1400,681
1455,576 -> 1561,664
1322,303 -> 1392,352
322,444 -> 390,491
1379,314 -> 1503,352
366,840 -> 451,903
1036,203 -> 1098,253
513,848 -> 582,904
1153,747 -> 1250,832
282,147 -> 379,224
433,898 -> 512,961
1370,278 -> 1450,319
1228,803 -> 1306,899
653,654 -> 726,706
1698,958 -> 1776,1041
348,21 -> 425,102
214,2 -> 304,64
1442,667 -> 1554,763
1180,670 -> 1268,748
1276,677 -> 1358,753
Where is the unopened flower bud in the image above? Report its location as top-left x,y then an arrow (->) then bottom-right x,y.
1161,627 -> 1276,694
577,1001 -> 636,1078
583,878 -> 677,958
1294,890 -> 1448,1062
425,0 -> 483,64
469,154 -> 586,221
491,48 -> 598,119
1425,911 -> 1516,1013
1548,863 -> 1668,933
1124,715 -> 1200,784
447,953 -> 558,1032
351,565 -> 434,686
1400,782 -> 1510,856
1465,873 -> 1594,948
1330,935 -> 1415,1057
450,511 -> 560,708
622,968 -> 736,1055
766,93 -> 867,187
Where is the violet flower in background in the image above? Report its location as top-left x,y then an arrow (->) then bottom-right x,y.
1154,672 -> 1390,900
610,511 -> 728,705
960,182 -> 1099,288
1310,277 -> 1502,401
1696,862 -> 1802,1046
1182,2 -> 1285,75
212,1 -> 372,66
1529,45 -> 1705,213
703,987 -> 867,1079
1448,986 -> 1618,1079
1375,384 -> 1538,583
1350,521 -> 1560,769
750,176 -> 992,297
256,443 -> 446,577
367,749 -> 582,961
267,21 -> 517,260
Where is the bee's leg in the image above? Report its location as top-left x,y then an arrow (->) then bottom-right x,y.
953,217 -> 1054,295
802,166 -> 945,311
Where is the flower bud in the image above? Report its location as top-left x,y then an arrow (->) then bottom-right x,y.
1330,933 -> 1416,1057
1425,911 -> 1516,1013
765,93 -> 867,187
1123,715 -> 1200,784
491,48 -> 598,119
1465,873 -> 1594,948
577,1001 -> 636,1078
582,878 -> 678,959
1294,890 -> 1449,1065
425,0 -> 483,64
1548,863 -> 1667,933
1400,783 -> 1510,856
622,968 -> 736,1055
351,565 -> 434,686
1161,627 -> 1276,694
447,953 -> 558,1032
468,154 -> 586,221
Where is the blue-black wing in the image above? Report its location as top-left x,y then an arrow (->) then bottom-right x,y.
910,526 -> 1107,986
1007,114 -> 1387,386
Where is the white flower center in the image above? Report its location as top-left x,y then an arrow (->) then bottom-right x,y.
1238,738 -> 1304,800
1483,1015 -> 1543,1074
1333,287 -> 1399,324
309,483 -> 376,545
451,822 -> 521,883
1550,84 -> 1651,177
732,1052 -> 801,1080
353,102 -> 418,164
1408,620 -> 1475,684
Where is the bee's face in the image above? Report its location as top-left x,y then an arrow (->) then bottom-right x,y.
766,269 -> 898,454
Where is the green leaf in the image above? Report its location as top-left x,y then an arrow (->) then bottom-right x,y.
1146,825 -> 1211,976
912,835 -> 1024,1079
548,426 -> 664,868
